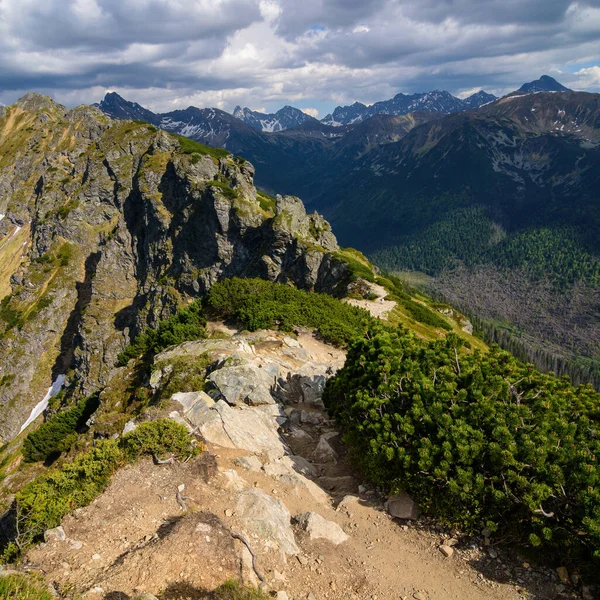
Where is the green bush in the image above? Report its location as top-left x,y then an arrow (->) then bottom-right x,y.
120,419 -> 199,462
323,324 -> 600,578
22,395 -> 100,463
257,191 -> 276,214
0,573 -> 54,600
207,180 -> 238,200
207,278 -> 372,347
176,135 -> 229,160
118,301 -> 207,365
3,420 -> 195,562
391,294 -> 452,331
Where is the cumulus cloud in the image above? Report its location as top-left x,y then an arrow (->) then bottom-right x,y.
0,0 -> 598,113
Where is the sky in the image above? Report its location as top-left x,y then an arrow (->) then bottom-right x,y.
1,0 -> 599,118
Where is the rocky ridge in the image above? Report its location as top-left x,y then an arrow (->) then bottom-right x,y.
0,94 -> 349,442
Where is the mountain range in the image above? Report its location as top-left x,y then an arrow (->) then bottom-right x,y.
233,104 -> 318,132
320,89 -> 497,126
95,75 -> 600,387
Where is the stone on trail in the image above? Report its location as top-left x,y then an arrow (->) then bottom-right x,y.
385,491 -> 420,520
312,434 -> 338,463
294,511 -> 349,545
236,489 -> 299,555
44,526 -> 66,543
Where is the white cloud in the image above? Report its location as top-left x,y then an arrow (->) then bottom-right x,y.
0,0 -> 598,113
301,107 -> 319,117
574,65 -> 600,87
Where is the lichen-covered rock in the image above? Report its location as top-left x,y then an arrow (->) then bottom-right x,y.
207,363 -> 275,406
236,489 -> 299,555
0,94 -> 350,442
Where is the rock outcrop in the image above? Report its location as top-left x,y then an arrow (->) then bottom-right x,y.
0,94 -> 349,441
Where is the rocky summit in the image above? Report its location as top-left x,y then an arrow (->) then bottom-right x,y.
0,94 -> 349,442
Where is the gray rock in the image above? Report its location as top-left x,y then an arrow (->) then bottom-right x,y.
171,391 -> 204,412
336,495 -> 360,511
207,363 -> 274,406
294,512 -> 349,545
312,434 -> 338,463
44,526 -> 66,543
236,489 -> 299,555
385,491 -> 420,520
300,410 -> 325,425
221,469 -> 248,491
280,454 -> 317,477
185,392 -> 216,426
217,401 -> 287,456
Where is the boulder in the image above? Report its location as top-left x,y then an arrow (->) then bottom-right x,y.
185,392 -> 216,425
294,512 -> 349,545
236,489 -> 299,555
385,491 -> 420,520
219,401 -> 287,455
207,363 -> 275,406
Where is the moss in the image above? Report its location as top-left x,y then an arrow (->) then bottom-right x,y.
153,354 -> 212,403
176,135 -> 229,160
207,180 -> 238,200
0,374 -> 15,387
257,191 -> 276,215
334,248 -> 376,283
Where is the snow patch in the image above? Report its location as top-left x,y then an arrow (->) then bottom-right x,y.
19,375 -> 66,434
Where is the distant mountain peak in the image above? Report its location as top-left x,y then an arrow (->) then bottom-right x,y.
98,92 -> 159,124
518,75 -> 571,93
232,104 -> 318,132
322,88 -> 498,126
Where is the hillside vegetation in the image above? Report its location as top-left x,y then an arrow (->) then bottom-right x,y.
324,323 -> 600,580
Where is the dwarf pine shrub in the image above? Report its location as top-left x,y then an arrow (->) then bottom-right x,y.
323,323 -> 600,578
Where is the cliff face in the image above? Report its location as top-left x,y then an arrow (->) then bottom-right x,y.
0,94 -> 348,442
